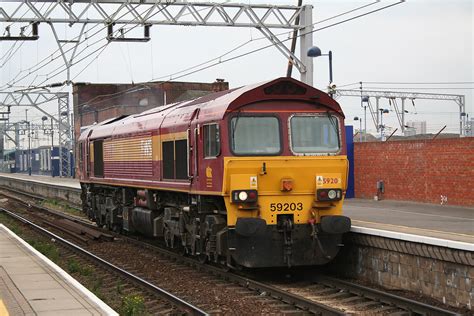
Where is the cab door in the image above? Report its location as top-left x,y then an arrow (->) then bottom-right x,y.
188,109 -> 200,189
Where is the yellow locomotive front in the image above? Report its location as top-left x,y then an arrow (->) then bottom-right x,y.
221,111 -> 351,268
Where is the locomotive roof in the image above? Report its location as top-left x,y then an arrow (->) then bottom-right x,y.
80,77 -> 343,141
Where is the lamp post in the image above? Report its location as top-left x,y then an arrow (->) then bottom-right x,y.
379,108 -> 390,141
354,117 -> 362,142
42,116 -> 54,176
24,109 -> 32,176
307,46 -> 334,95
361,96 -> 369,142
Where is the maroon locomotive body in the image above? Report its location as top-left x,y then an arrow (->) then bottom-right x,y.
78,77 -> 351,268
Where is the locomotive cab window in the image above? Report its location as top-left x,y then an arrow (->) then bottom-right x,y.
290,115 -> 340,154
230,116 -> 281,155
203,123 -> 220,158
93,139 -> 104,177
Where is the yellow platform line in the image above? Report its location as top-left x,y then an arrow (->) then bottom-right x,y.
352,219 -> 474,238
0,299 -> 9,316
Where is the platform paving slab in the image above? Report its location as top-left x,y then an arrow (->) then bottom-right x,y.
0,224 -> 118,316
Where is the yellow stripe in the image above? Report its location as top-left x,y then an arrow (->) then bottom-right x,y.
160,131 -> 187,141
0,299 -> 9,316
84,179 -> 222,196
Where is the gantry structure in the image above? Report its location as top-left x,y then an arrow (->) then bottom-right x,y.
0,91 -> 71,176
0,0 -> 316,177
335,89 -> 467,136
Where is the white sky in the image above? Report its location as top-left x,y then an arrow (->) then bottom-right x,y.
0,0 -> 472,148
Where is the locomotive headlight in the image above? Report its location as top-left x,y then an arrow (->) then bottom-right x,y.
316,189 -> 343,201
231,190 -> 258,203
238,191 -> 248,201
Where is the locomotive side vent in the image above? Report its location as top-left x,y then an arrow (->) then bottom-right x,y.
263,80 -> 307,95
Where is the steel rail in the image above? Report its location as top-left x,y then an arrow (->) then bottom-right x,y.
1,188 -> 462,315
313,276 -> 460,316
123,237 -> 347,315
0,207 -> 209,316
0,191 -> 343,314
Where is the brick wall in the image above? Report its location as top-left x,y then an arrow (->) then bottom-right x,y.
354,138 -> 474,206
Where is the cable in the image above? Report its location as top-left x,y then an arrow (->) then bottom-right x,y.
362,81 -> 474,85
151,1 -> 383,81
5,0 -> 404,113
2,0 -> 386,90
0,2 -> 51,67
356,86 -> 474,90
72,1 -> 405,109
38,4 -> 171,88
337,82 -> 361,88
0,23 -> 104,90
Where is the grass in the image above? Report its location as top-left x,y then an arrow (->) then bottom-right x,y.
116,280 -> 124,295
0,212 -> 23,235
40,199 -> 82,217
26,239 -> 60,263
66,258 -> 93,276
91,277 -> 104,300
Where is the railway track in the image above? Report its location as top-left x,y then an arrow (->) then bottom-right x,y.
0,207 -> 208,315
0,189 -> 462,315
267,276 -> 461,316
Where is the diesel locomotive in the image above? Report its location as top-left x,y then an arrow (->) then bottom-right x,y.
77,77 -> 351,268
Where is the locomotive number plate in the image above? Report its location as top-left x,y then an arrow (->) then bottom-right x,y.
270,202 -> 303,212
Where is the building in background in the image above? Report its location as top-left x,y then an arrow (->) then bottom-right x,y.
73,79 -> 229,141
404,121 -> 427,136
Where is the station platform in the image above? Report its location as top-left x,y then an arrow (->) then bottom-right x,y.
0,173 -> 81,190
0,173 -> 472,250
344,198 -> 473,248
0,224 -> 117,315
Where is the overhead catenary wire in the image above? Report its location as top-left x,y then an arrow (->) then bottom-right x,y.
152,1 -> 405,83
3,0 -> 392,91
35,4 -> 172,88
70,1 -> 405,110
3,0 -> 233,90
1,1 -> 155,90
360,81 -> 474,85
0,2 -> 50,65
354,86 -> 474,90
4,0 -> 405,117
0,23 -> 104,90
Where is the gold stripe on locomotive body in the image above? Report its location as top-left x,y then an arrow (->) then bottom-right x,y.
78,77 -> 351,269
